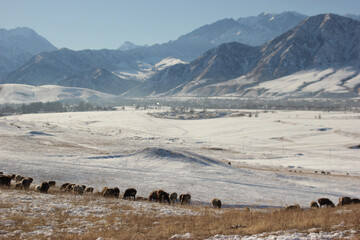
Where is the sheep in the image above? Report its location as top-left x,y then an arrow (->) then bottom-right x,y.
212,198 -> 222,208
40,182 -> 50,194
48,181 -> 56,187
170,192 -> 178,204
310,201 -> 319,208
123,188 -> 137,200
85,187 -> 94,193
60,183 -> 70,191
318,198 -> 335,208
15,175 -> 25,183
73,184 -> 85,195
148,191 -> 158,202
21,177 -> 33,190
338,197 -> 352,206
35,185 -> 41,191
157,190 -> 170,204
286,204 -> 300,210
179,193 -> 191,205
103,187 -> 120,198
65,184 -> 76,192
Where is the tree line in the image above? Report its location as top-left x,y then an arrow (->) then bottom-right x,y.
0,101 -> 115,116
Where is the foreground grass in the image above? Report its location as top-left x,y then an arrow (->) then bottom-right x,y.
1,187 -> 359,239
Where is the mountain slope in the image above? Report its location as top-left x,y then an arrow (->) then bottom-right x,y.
0,27 -> 57,79
2,48 -> 138,86
126,42 -> 260,96
59,67 -> 140,95
251,13 -> 360,81
125,12 -> 307,62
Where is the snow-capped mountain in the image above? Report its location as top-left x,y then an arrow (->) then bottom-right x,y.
0,27 -> 57,79
126,14 -> 360,98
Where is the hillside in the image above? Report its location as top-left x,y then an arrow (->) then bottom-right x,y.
0,83 -> 116,104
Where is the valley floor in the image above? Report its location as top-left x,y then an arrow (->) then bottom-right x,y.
0,108 -> 359,238
0,108 -> 359,206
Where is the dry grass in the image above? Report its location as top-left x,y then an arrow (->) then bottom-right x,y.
43,206 -> 360,240
1,186 -> 360,240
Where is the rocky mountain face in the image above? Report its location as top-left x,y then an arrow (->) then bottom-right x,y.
129,14 -> 360,97
0,27 -> 57,79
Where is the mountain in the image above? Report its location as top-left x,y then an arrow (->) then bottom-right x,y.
58,67 -> 140,95
0,27 -> 57,79
1,11 -> 307,96
118,41 -> 148,51
345,14 -> 360,21
4,12 -> 359,99
180,11 -> 308,47
123,11 -> 308,62
251,13 -> 360,81
127,14 -> 360,98
2,48 -> 139,86
126,42 -> 260,96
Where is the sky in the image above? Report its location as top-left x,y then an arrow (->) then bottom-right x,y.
0,0 -> 359,50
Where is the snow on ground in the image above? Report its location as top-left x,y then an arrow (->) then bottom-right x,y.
0,108 -> 359,208
240,66 -> 360,97
0,84 -> 116,104
114,57 -> 186,82
205,229 -> 357,240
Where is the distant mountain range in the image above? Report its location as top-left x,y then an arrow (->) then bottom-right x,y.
118,41 -> 148,51
126,13 -> 360,98
0,27 -> 57,79
1,12 -> 360,100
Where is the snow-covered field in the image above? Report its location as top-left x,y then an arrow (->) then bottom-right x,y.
1,108 -> 359,208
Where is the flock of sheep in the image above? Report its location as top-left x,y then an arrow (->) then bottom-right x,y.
285,196 -> 360,210
0,172 -> 359,210
0,173 -> 203,206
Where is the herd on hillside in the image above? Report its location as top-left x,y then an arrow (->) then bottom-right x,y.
0,172 -> 359,210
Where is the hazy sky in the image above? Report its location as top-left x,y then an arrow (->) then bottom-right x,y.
1,0 -> 359,50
